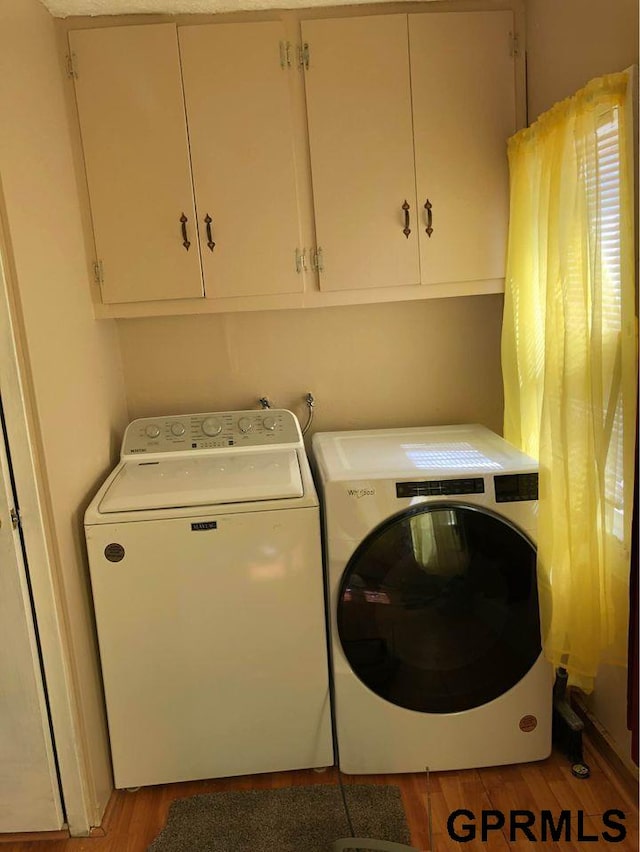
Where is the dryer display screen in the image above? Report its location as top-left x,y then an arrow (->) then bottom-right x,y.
396,478 -> 484,498
494,473 -> 539,502
337,504 -> 541,714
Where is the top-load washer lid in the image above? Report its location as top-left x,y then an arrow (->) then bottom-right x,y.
313,423 -> 537,480
98,449 -> 303,513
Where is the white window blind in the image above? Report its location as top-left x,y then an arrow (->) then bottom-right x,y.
593,107 -> 625,540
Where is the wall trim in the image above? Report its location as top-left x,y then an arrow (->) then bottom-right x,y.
0,176 -> 93,835
572,691 -> 639,803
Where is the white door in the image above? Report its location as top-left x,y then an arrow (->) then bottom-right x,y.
0,404 -> 64,832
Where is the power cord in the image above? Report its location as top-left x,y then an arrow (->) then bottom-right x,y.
425,767 -> 433,851
337,771 -> 356,838
338,766 -> 433,849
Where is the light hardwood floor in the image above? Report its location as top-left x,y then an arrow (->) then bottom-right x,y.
2,740 -> 637,851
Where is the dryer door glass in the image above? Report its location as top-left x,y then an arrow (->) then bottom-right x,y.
337,504 -> 541,713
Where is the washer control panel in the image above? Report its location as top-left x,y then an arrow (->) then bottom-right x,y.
121,409 -> 302,458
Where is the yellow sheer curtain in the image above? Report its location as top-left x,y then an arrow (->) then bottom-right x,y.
502,72 -> 637,693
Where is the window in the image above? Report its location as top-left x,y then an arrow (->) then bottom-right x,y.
501,71 -> 636,691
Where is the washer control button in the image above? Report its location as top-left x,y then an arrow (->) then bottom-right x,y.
170,422 -> 185,437
263,416 -> 277,431
238,416 -> 253,433
145,424 -> 161,439
202,417 -> 222,437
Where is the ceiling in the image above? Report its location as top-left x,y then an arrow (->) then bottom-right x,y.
40,0 -> 434,17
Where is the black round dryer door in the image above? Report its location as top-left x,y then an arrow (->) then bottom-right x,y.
337,503 -> 541,714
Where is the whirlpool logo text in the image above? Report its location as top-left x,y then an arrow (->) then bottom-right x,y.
347,488 -> 376,499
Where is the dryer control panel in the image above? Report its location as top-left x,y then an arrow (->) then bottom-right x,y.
121,409 -> 302,458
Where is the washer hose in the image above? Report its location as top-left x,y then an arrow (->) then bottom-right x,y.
301,393 -> 315,436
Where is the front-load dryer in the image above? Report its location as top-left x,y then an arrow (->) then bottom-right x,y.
312,423 -> 552,773
85,409 -> 333,789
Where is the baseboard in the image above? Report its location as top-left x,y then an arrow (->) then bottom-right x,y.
0,829 -> 69,844
571,690 -> 639,803
89,786 -> 119,836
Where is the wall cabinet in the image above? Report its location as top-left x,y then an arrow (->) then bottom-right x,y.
301,14 -> 421,292
70,24 -> 203,304
68,7 -> 521,316
302,10 -> 517,293
179,22 -> 304,300
409,11 -> 516,287
70,21 -> 305,305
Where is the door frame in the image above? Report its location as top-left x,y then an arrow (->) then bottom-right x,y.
0,394 -> 63,831
0,185 -> 92,835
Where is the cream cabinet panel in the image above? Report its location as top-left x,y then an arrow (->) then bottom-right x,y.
70,24 -> 204,304
302,15 -> 420,292
409,11 -> 516,286
179,22 -> 304,299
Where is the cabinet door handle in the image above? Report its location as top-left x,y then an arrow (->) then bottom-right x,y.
402,200 -> 411,238
204,214 -> 215,251
424,199 -> 433,237
180,213 -> 191,251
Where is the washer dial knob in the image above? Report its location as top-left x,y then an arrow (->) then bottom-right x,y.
202,417 -> 222,437
170,422 -> 185,437
238,416 -> 253,433
145,424 -> 160,439
263,416 -> 277,431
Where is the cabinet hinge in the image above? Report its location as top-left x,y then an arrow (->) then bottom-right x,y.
93,260 -> 104,285
311,247 -> 323,272
298,42 -> 310,71
279,41 -> 293,69
10,508 -> 20,530
66,52 -> 78,79
295,248 -> 308,273
509,32 -> 520,58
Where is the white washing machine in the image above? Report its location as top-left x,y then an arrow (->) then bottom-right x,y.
85,409 -> 333,789
312,423 -> 553,774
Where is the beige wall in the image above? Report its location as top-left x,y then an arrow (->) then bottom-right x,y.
117,295 -> 505,435
525,0 -> 639,120
117,0 -> 640,776
525,0 -> 638,773
0,0 -> 632,826
0,0 -> 128,824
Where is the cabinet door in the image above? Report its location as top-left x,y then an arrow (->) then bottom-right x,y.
302,15 -> 420,292
179,22 -> 303,299
70,24 -> 203,304
409,11 -> 516,286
